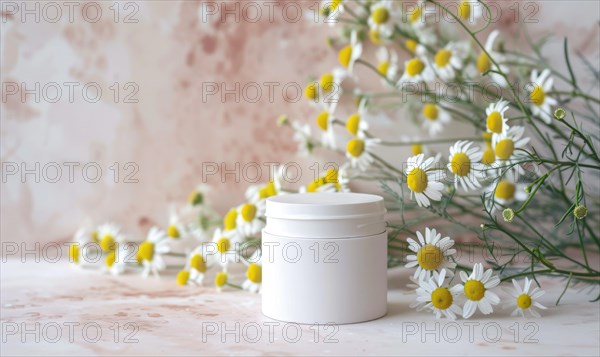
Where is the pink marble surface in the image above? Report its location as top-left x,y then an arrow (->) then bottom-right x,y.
2,0 -> 599,247
1,259 -> 599,356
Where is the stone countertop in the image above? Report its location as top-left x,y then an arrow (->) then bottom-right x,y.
1,259 -> 599,356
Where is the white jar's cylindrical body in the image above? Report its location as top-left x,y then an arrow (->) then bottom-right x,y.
262,193 -> 387,324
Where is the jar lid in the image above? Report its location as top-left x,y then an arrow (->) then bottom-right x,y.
265,193 -> 386,238
266,192 -> 385,220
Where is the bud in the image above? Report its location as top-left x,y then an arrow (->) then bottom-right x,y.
554,107 -> 566,120
502,208 -> 515,222
573,205 -> 588,220
277,114 -> 289,126
524,184 -> 532,194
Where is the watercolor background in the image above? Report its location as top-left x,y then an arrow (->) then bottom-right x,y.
1,0 -> 599,245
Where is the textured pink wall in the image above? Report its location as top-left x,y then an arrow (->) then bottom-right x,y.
1,0 -> 599,245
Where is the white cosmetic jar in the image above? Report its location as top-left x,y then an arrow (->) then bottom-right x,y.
262,192 -> 387,324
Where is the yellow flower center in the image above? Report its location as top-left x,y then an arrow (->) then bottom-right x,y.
434,49 -> 452,68
216,237 -> 231,253
416,244 -> 443,271
346,113 -> 360,136
320,72 -> 334,91
191,254 -> 206,273
409,6 -> 421,23
223,209 -> 237,231
369,29 -> 382,45
137,241 -> 154,262
451,152 -> 471,177
187,190 -> 203,206
105,252 -> 116,268
517,294 -> 532,309
495,181 -> 516,200
458,1 -> 471,20
464,280 -> 486,301
431,287 -> 453,310
176,270 -> 190,286
406,39 -> 418,54
258,181 -> 277,199
411,144 -> 423,156
422,103 -> 439,121
100,234 -> 116,252
407,167 -> 428,193
406,58 -> 425,77
530,85 -> 545,106
477,52 -> 491,74
247,263 -> 262,283
338,45 -> 353,68
215,271 -> 228,288
482,145 -> 495,165
371,7 -> 389,24
69,244 -> 80,264
324,168 -> 339,185
316,111 -> 329,131
347,138 -> 365,158
487,111 -> 503,133
241,203 -> 257,222
167,224 -> 180,239
495,139 -> 515,160
304,82 -> 318,101
377,61 -> 390,77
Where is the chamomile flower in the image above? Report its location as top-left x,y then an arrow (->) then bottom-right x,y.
209,228 -> 242,269
506,277 -> 547,318
176,269 -> 192,286
405,0 -> 426,29
484,172 -> 528,212
485,99 -> 510,134
458,263 -> 501,318
476,30 -> 510,86
318,68 -> 346,104
336,163 -> 352,192
338,30 -> 362,75
166,211 -> 187,240
222,207 -> 242,242
291,121 -> 315,156
188,246 -> 208,284
245,166 -> 285,202
346,137 -> 377,172
242,250 -> 262,294
375,47 -> 399,85
345,98 -> 370,137
315,101 -> 338,149
103,244 -> 129,276
491,126 -> 530,173
368,0 -> 395,38
421,103 -> 451,136
414,269 -> 463,320
69,227 -> 95,267
302,167 -> 344,193
431,42 -> 469,81
398,56 -> 433,85
405,154 -> 444,207
96,223 -> 123,253
457,0 -> 483,24
529,69 -> 557,124
137,227 -> 170,278
405,227 -> 457,280
215,270 -> 228,292
236,201 -> 265,237
186,184 -> 211,208
447,140 -> 484,191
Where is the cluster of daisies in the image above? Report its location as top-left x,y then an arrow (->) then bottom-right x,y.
69,168 -> 349,293
287,0 -> 562,216
406,227 -> 547,319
